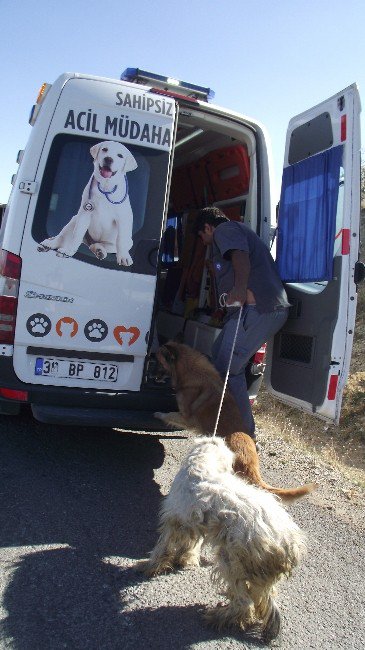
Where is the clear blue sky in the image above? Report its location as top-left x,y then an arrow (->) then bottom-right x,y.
1,0 -> 364,205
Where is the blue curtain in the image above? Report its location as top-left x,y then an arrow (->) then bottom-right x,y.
276,145 -> 343,282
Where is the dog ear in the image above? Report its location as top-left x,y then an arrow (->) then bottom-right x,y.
161,343 -> 178,365
90,143 -> 101,160
125,150 -> 138,172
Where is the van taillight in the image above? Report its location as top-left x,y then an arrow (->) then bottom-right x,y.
251,344 -> 267,374
0,387 -> 28,401
0,249 -> 22,344
253,345 -> 266,365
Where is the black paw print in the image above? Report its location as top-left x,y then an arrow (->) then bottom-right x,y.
84,319 -> 108,342
26,313 -> 52,337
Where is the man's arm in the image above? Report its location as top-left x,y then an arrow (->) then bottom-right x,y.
226,249 -> 250,305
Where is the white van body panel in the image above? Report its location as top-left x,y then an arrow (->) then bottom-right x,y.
13,74 -> 177,391
14,260 -> 156,390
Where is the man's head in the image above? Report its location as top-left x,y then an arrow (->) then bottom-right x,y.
195,206 -> 229,245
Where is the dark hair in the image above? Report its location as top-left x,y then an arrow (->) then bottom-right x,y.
194,206 -> 229,234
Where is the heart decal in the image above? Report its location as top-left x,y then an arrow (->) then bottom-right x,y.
113,325 -> 140,346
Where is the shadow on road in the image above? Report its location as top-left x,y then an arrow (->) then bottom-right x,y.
0,413 -> 165,648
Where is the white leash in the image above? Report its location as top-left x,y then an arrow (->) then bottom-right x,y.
212,299 -> 243,437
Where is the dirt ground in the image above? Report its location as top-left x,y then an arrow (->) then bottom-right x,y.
254,211 -> 365,487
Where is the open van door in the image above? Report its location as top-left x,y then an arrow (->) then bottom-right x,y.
264,84 -> 362,424
14,75 -> 178,395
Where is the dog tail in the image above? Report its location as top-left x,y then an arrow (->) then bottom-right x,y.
226,432 -> 318,503
257,480 -> 318,502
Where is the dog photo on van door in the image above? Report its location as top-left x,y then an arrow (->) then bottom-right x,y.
38,140 -> 137,266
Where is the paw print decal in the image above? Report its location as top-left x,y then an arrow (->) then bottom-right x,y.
26,313 -> 52,337
84,319 -> 108,342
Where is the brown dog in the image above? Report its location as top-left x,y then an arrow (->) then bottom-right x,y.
154,341 -> 317,502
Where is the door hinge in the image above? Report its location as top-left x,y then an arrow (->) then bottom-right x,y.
19,181 -> 38,195
354,260 -> 365,284
337,95 -> 345,111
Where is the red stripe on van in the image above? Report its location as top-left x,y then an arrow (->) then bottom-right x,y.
327,374 -> 339,401
341,228 -> 350,255
0,388 -> 28,401
0,249 -> 22,344
341,115 -> 347,141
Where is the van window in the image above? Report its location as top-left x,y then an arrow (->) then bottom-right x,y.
288,111 -> 334,165
32,134 -> 171,274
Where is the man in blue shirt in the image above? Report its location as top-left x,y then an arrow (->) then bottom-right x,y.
195,206 -> 290,443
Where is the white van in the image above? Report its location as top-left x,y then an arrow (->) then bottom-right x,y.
0,68 -> 363,428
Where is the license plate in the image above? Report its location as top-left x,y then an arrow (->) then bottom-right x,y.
35,357 -> 118,382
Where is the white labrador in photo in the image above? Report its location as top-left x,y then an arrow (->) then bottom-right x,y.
38,140 -> 137,266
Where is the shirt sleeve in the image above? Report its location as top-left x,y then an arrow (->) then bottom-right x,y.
213,222 -> 249,258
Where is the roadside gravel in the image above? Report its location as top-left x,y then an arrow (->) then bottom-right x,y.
115,426 -> 365,649
255,428 -> 365,534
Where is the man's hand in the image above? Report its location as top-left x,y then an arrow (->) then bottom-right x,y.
226,287 -> 246,306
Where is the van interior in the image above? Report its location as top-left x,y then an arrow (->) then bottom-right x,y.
147,110 -> 264,392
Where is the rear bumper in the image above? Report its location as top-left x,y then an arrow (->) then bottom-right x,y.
0,356 -> 177,429
0,356 -> 264,428
31,404 -> 172,429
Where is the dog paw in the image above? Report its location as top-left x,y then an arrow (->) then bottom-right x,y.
203,603 -> 254,632
154,412 -> 166,421
56,247 -> 75,258
139,560 -> 174,577
38,238 -> 55,252
133,559 -> 151,574
117,254 -> 133,267
89,244 -> 107,260
203,604 -> 231,631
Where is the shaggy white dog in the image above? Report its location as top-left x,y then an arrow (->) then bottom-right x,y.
143,437 -> 307,642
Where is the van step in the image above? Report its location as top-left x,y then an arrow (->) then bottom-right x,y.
31,404 -> 175,430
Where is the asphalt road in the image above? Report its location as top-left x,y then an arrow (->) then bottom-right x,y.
0,408 -> 364,649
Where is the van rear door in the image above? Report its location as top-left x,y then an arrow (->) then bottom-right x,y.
264,84 -> 361,424
14,75 -> 177,392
